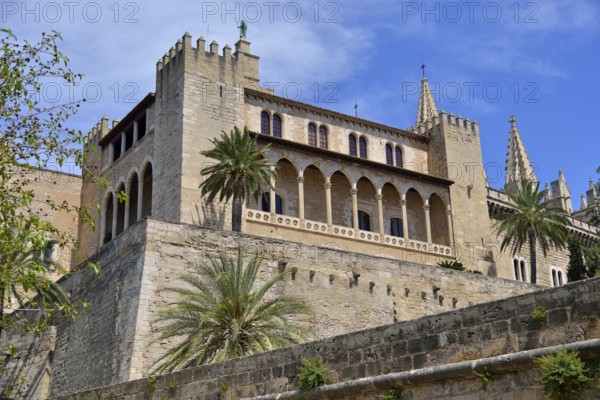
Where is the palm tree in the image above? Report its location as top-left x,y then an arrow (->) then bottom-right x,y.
199,126 -> 275,232
494,180 -> 569,284
152,250 -> 313,373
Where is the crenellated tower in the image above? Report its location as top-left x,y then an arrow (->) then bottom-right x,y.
151,32 -> 260,227
423,78 -> 490,271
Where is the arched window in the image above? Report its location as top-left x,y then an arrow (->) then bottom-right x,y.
116,183 -> 126,235
385,144 -> 393,165
552,270 -> 557,286
128,173 -> 139,227
142,163 -> 153,218
272,114 -> 282,138
349,134 -> 357,156
308,123 -> 317,146
395,146 -> 403,167
359,136 -> 367,159
513,258 -> 520,280
261,111 -> 270,135
104,193 -> 114,244
319,125 -> 328,149
520,260 -> 527,282
261,192 -> 283,215
390,217 -> 403,237
558,270 -> 563,285
357,210 -> 371,231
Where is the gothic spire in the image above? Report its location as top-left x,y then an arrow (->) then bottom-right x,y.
504,115 -> 538,193
415,67 -> 438,129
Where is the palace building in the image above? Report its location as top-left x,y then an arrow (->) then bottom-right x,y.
78,33 -> 596,288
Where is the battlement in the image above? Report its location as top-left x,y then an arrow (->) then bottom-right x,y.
417,110 -> 479,135
83,115 -> 111,148
155,32 -> 257,75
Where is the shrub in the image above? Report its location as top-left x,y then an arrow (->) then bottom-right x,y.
437,260 -> 465,271
298,356 -> 332,392
537,349 -> 588,400
379,387 -> 403,400
531,306 -> 547,325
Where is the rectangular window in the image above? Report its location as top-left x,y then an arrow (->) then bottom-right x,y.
113,137 -> 122,161
390,218 -> 403,237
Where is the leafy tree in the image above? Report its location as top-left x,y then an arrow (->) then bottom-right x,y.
152,250 -> 313,373
566,235 -> 586,282
494,180 -> 569,284
199,126 -> 275,232
0,29 -> 98,337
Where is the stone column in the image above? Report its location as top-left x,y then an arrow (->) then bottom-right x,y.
325,178 -> 332,228
376,191 -> 384,240
120,132 -> 126,155
269,165 -> 276,216
446,206 -> 454,247
124,187 -> 130,230
297,175 -> 305,221
351,186 -> 359,231
137,177 -> 143,220
133,120 -> 139,142
111,193 -> 118,240
401,195 -> 409,240
424,201 -> 432,244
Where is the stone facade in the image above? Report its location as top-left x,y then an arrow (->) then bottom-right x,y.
53,276 -> 600,400
75,32 -> 597,290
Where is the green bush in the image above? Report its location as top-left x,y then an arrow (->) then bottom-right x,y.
437,260 -> 465,271
379,387 -> 403,400
531,306 -> 547,325
538,349 -> 588,400
298,356 -> 332,392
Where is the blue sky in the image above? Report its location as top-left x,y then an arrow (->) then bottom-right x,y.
8,0 -> 599,208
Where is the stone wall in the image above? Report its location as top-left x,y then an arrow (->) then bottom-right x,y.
0,328 -> 56,399
54,277 -> 600,400
39,218 -> 537,396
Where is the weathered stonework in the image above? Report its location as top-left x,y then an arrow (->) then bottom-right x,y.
52,276 -> 600,400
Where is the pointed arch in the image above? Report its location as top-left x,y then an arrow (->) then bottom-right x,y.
382,183 -> 402,237
331,171 -> 352,227
429,193 -> 449,245
142,163 -> 153,218
274,158 -> 298,217
406,188 -> 426,241
303,164 -> 326,223
356,177 -> 377,232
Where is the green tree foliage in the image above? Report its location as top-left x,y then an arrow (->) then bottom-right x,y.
152,250 -> 313,373
199,126 -> 275,232
494,180 -> 569,284
567,236 -> 587,282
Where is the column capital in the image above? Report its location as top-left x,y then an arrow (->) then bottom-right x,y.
376,193 -> 383,201
401,199 -> 407,206
351,188 -> 358,196
324,182 -> 332,190
446,209 -> 452,216
297,176 -> 305,184
423,204 -> 430,211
